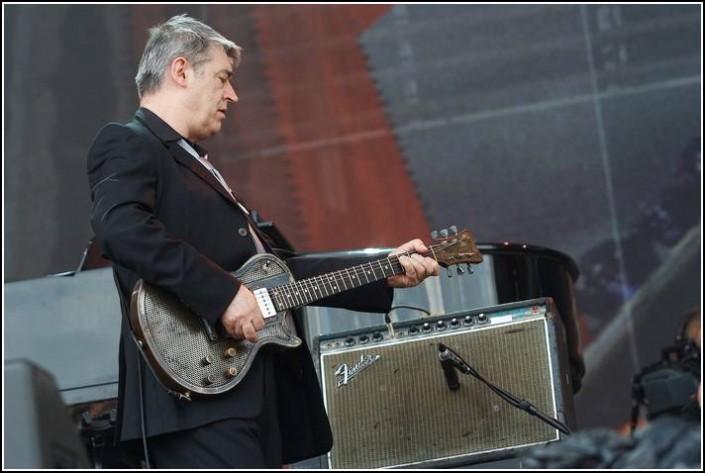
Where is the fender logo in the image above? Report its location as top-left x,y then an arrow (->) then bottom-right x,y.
334,354 -> 381,388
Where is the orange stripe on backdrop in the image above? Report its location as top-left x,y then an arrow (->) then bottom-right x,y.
246,5 -> 431,251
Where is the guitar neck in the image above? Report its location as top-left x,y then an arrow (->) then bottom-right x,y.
269,252 -> 422,312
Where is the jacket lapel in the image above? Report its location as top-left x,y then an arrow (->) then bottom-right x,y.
132,108 -> 240,208
167,142 -> 240,207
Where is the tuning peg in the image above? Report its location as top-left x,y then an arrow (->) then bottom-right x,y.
440,229 -> 449,238
449,225 -> 458,234
431,230 -> 438,240
456,266 -> 465,275
466,264 -> 474,274
446,267 -> 453,278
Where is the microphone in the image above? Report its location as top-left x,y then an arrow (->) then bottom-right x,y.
438,343 -> 460,390
438,342 -> 472,375
438,343 -> 572,435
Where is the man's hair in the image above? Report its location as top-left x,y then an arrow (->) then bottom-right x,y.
135,14 -> 242,98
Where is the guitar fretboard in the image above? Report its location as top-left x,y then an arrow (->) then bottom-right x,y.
268,248 -> 440,312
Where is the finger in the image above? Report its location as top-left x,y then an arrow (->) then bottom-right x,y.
429,260 -> 441,276
410,255 -> 440,282
252,315 -> 265,331
416,254 -> 440,276
243,322 -> 258,343
400,255 -> 418,279
393,238 -> 426,255
414,239 -> 429,253
411,254 -> 431,277
224,322 -> 238,339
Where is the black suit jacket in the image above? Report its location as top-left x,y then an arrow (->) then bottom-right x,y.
87,108 -> 393,463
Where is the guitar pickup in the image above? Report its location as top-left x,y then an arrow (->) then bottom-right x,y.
253,287 -> 278,318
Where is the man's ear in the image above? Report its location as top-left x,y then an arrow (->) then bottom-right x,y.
169,56 -> 189,88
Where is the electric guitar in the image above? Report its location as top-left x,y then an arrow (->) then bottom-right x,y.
130,227 -> 482,398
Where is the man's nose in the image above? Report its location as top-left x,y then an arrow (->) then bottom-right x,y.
225,82 -> 238,103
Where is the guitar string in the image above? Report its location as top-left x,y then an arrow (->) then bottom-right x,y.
270,241 -> 459,310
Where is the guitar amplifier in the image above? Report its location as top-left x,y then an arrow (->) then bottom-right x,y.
316,298 -> 575,469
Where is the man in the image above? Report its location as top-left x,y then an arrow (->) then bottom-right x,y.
87,14 -> 439,469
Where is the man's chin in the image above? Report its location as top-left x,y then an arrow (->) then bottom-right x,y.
204,123 -> 223,139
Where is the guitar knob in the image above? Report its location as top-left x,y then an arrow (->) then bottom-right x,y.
224,347 -> 237,358
463,315 -> 474,326
478,313 -> 488,324
449,225 -> 458,234
446,267 -> 453,278
204,374 -> 217,385
440,229 -> 449,238
422,322 -> 432,333
467,264 -> 474,274
450,318 -> 460,328
431,230 -> 439,239
202,355 -> 213,365
456,266 -> 465,275
224,367 -> 238,378
436,320 -> 446,331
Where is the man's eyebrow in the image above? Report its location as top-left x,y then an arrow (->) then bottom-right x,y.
217,69 -> 233,78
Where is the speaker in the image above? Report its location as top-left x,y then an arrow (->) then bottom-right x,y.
317,298 -> 575,469
4,359 -> 91,469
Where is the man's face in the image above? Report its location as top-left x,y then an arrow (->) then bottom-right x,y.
185,43 -> 237,141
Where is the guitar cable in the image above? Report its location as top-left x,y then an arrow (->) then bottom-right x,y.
136,355 -> 152,468
385,305 -> 431,339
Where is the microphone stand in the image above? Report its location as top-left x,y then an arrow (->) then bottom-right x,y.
438,343 -> 571,436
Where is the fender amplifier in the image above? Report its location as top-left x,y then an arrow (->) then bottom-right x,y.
317,298 -> 575,469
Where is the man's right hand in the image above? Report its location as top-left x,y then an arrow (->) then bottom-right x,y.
220,285 -> 265,343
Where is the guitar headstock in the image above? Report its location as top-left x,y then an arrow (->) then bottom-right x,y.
430,226 -> 483,270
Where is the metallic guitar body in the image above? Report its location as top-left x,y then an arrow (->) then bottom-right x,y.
130,254 -> 301,398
